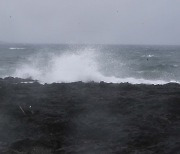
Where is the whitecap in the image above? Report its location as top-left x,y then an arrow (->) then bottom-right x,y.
9,48 -> 25,50
142,54 -> 155,58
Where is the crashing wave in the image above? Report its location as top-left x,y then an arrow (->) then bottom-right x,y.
12,48 -> 179,85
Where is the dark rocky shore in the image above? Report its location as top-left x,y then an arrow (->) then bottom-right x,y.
0,77 -> 180,154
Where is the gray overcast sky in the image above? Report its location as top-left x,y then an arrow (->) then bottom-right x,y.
0,0 -> 180,45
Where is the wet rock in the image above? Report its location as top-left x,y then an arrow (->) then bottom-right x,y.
0,78 -> 180,153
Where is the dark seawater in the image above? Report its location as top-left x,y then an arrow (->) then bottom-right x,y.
0,44 -> 180,84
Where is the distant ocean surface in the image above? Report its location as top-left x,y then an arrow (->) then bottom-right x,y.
0,44 -> 180,84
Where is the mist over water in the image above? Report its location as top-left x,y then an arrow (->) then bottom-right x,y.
0,44 -> 180,84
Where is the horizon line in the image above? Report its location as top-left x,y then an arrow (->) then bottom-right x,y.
0,41 -> 180,46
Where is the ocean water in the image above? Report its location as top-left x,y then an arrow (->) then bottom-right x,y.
0,44 -> 180,84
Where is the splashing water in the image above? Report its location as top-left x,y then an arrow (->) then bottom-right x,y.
14,49 -> 103,83
13,48 -> 173,84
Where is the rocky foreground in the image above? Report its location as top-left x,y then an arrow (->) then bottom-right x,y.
0,77 -> 180,154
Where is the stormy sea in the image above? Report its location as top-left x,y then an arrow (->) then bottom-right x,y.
0,44 -> 180,154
